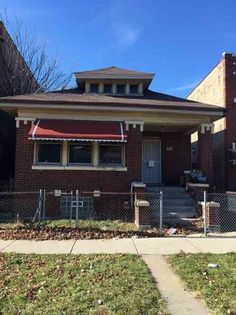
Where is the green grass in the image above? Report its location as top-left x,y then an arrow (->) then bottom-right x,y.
42,219 -> 139,231
0,219 -> 138,232
168,253 -> 236,315
0,253 -> 168,315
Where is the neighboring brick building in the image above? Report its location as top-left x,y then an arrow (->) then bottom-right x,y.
0,21 -> 38,185
0,66 -> 223,199
188,52 -> 236,191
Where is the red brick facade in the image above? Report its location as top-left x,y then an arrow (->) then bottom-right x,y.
15,121 -> 143,193
15,121 -> 192,192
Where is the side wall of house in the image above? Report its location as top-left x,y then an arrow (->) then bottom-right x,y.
187,55 -> 226,190
224,54 -> 236,190
15,121 -> 143,193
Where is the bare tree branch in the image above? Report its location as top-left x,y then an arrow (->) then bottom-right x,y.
0,13 -> 71,96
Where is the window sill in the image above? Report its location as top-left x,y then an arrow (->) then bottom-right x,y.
32,165 -> 128,172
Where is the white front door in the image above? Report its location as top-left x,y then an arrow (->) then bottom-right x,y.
142,139 -> 161,184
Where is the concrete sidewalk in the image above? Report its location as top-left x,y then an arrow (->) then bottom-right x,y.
143,255 -> 210,315
1,237 -> 236,254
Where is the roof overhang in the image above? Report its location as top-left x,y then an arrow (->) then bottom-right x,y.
74,72 -> 155,89
0,101 -> 224,119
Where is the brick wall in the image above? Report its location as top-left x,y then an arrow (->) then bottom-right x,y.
15,121 -> 143,193
187,53 -> 236,191
15,122 -> 191,192
224,54 -> 236,190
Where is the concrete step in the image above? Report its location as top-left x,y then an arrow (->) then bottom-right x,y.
163,192 -> 191,199
163,206 -> 196,218
163,198 -> 193,206
147,186 -> 186,193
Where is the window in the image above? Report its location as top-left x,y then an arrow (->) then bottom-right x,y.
69,143 -> 92,164
36,143 -> 61,164
90,83 -> 99,93
99,144 -> 124,165
130,84 -> 138,94
104,84 -> 112,94
117,84 -> 125,94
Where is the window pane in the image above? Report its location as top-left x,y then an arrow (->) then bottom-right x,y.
130,84 -> 138,94
104,84 -> 112,93
117,84 -> 125,94
90,84 -> 99,93
100,145 -> 123,165
69,144 -> 92,164
37,143 -> 61,164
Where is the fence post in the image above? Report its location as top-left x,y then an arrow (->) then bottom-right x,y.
42,189 -> 46,222
203,190 -> 207,236
69,191 -> 73,226
75,189 -> 79,228
38,189 -> 43,225
159,191 -> 163,236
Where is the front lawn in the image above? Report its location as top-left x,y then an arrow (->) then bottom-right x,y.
0,219 -> 138,232
0,219 -> 161,240
168,253 -> 236,315
0,253 -> 168,315
42,219 -> 139,231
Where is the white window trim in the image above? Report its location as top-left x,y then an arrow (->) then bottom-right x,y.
32,141 -> 127,171
32,165 -> 127,172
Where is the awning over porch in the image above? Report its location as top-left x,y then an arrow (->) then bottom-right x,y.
28,119 -> 127,142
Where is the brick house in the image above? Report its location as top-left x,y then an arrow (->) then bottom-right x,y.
188,53 -> 236,191
0,66 -> 223,196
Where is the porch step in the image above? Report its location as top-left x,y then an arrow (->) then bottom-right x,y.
163,198 -> 193,206
147,186 -> 186,193
147,186 -> 197,222
163,206 -> 196,219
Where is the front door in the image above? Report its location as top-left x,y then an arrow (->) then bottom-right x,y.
142,139 -> 161,184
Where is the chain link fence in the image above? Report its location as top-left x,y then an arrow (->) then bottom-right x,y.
2,188 -> 236,236
205,192 -> 236,234
42,190 -> 162,231
0,191 -> 42,224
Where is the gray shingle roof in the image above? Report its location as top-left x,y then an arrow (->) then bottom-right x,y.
74,66 -> 154,76
0,88 -> 224,112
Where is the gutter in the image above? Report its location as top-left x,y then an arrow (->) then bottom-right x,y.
0,101 -> 225,117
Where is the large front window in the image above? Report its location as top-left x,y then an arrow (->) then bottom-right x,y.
99,144 -> 123,165
36,143 -> 61,164
34,142 -> 126,169
69,143 -> 92,164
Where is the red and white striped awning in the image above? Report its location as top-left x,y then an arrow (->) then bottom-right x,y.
28,119 -> 127,142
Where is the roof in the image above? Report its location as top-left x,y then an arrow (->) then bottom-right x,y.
74,66 -> 154,76
74,66 -> 154,88
0,88 -> 224,113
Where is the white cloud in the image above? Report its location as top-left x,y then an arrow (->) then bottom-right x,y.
172,80 -> 200,91
109,1 -> 142,51
112,21 -> 141,50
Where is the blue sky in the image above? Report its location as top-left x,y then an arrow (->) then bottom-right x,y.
0,0 -> 235,97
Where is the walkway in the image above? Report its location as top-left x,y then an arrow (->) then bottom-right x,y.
143,255 -> 210,315
1,236 -> 236,254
